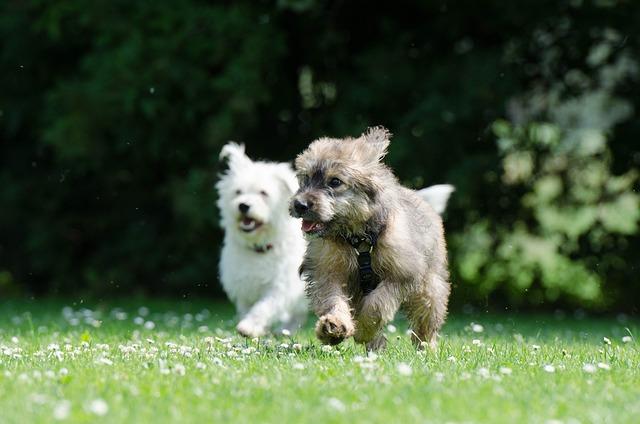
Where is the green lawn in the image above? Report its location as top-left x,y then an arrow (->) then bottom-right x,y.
0,299 -> 638,423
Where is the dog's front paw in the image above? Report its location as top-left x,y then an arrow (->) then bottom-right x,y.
236,319 -> 266,338
315,314 -> 354,345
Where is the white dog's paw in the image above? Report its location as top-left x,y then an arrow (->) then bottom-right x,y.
236,319 -> 266,338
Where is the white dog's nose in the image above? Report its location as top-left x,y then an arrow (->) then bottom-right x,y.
238,203 -> 250,214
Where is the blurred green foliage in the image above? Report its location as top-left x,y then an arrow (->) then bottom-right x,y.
1,1 -> 638,310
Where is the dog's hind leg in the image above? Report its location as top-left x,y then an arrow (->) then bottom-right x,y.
353,283 -> 400,350
403,274 -> 450,350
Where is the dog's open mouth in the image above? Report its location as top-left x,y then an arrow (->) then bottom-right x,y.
301,220 -> 325,234
239,217 -> 263,232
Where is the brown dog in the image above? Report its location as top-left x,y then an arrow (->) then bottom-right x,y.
290,127 -> 452,351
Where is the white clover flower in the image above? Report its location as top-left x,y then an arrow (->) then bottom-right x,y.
292,343 -> 302,351
531,344 -> 541,351
143,321 -> 155,330
471,323 -> 484,333
281,328 -> 291,337
198,325 -> 209,333
367,352 -> 378,361
477,367 -> 490,378
59,368 -> 68,376
138,306 -> 149,317
603,337 -> 611,346
434,372 -> 445,382
133,317 -> 144,325
53,400 -> 71,421
279,343 -> 290,349
386,324 -> 397,333
321,345 -> 333,353
327,397 -> 346,412
472,339 -> 483,346
11,336 -> 19,344
622,335 -> 632,343
292,362 -> 305,370
96,344 -> 110,351
499,367 -> 513,375
211,357 -> 223,366
397,362 -> 413,376
583,363 -> 597,373
31,393 -> 47,404
173,363 -> 186,376
597,362 -> 610,371
543,365 -> 555,373
96,357 -> 113,366
87,399 -> 108,416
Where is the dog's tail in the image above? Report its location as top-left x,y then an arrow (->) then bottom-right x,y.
416,184 -> 455,215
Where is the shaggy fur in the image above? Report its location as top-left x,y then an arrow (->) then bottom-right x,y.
290,127 -> 452,351
216,143 -> 307,337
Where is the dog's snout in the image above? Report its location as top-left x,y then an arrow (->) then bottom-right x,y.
238,203 -> 250,214
293,199 -> 312,215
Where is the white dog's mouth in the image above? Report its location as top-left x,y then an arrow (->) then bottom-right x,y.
239,217 -> 263,232
301,219 -> 325,235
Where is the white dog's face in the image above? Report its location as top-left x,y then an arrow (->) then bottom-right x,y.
216,143 -> 298,245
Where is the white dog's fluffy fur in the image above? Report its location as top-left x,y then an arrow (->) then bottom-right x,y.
216,143 -> 307,337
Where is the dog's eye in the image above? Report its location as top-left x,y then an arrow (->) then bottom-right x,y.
259,190 -> 268,197
235,189 -> 242,195
328,178 -> 343,188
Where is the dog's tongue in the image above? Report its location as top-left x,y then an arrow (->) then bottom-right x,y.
242,217 -> 254,226
301,220 -> 318,233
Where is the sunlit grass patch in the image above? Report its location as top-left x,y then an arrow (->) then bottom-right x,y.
1,299 -> 638,423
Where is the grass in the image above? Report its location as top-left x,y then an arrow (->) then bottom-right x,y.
0,299 -> 638,423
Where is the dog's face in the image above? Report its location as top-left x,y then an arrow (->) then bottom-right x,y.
290,127 -> 393,237
216,143 -> 297,243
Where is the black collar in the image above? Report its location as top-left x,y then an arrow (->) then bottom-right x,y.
252,243 -> 273,253
343,230 -> 381,295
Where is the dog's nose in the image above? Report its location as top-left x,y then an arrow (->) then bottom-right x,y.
293,199 -> 311,215
238,203 -> 250,214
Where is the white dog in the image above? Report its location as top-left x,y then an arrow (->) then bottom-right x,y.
216,143 -> 307,337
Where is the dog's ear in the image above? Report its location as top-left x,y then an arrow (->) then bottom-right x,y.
274,163 -> 299,194
219,142 -> 252,173
361,126 -> 391,163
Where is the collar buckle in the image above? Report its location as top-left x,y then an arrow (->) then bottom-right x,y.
344,232 -> 379,295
